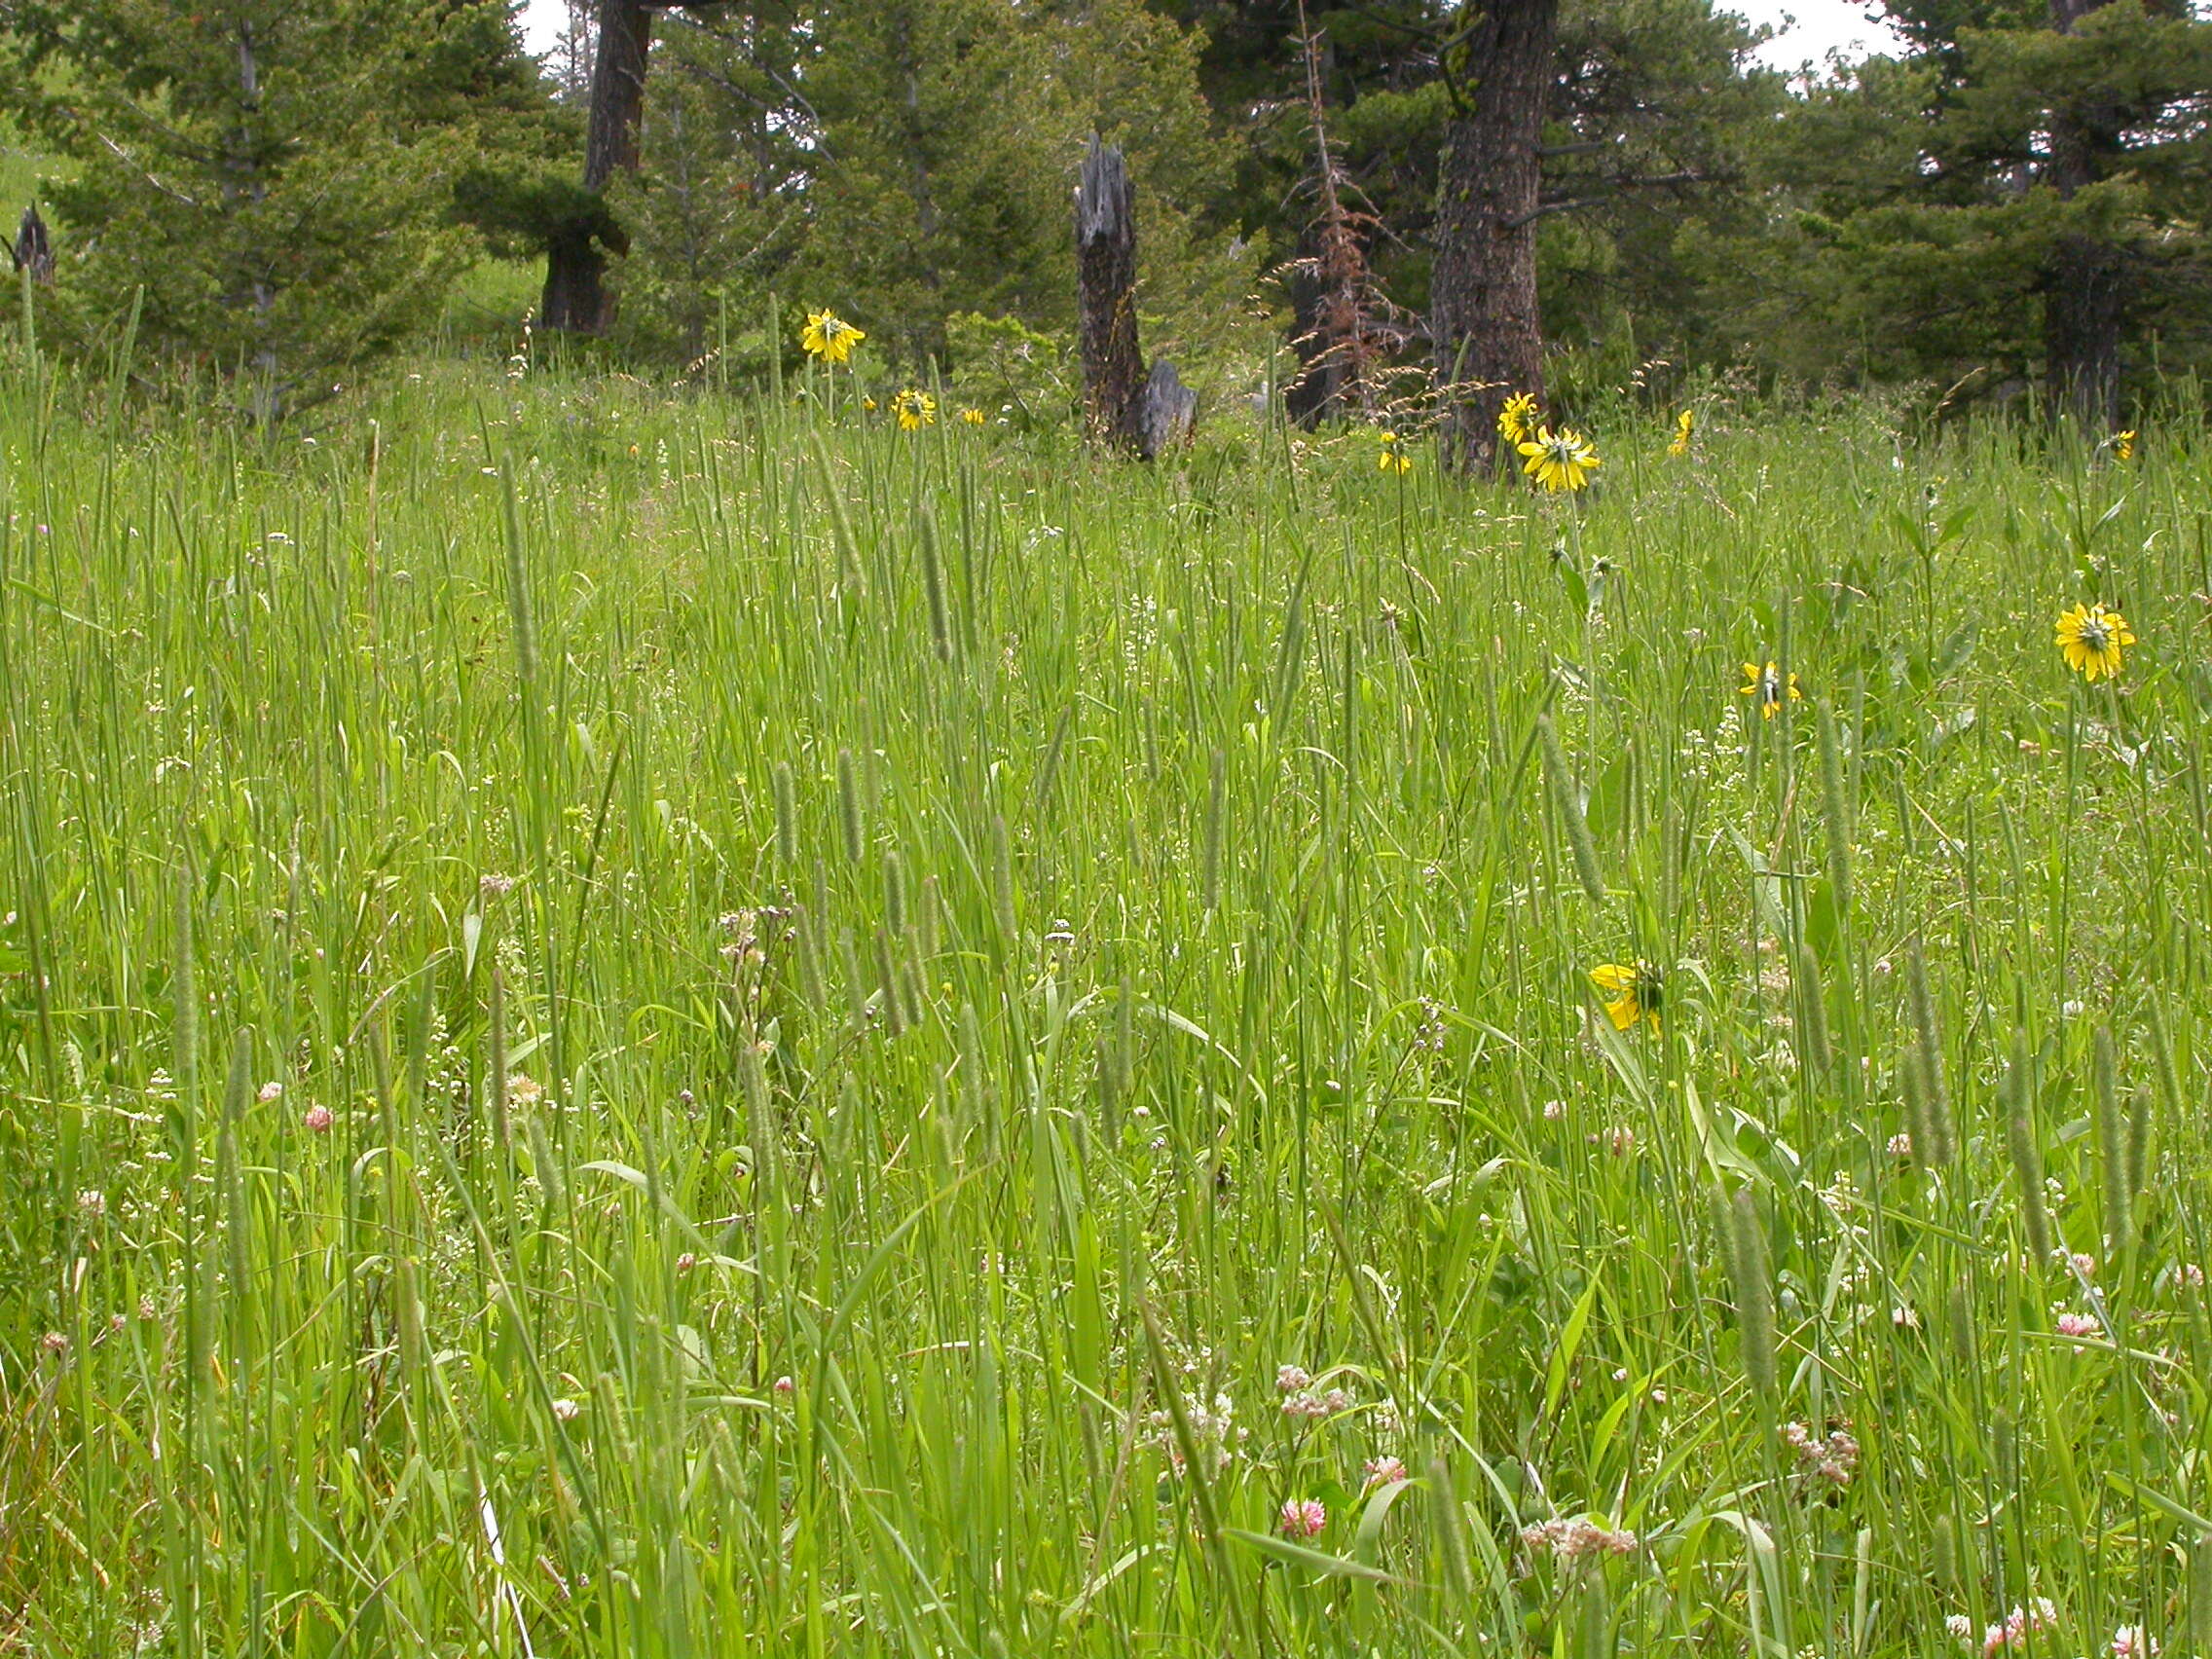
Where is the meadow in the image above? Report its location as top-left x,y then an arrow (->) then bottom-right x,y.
2,335 -> 2210,1659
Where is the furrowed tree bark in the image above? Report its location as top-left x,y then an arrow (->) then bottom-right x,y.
1078,134 -> 1147,452
11,204 -> 53,283
1076,136 -> 1197,459
541,0 -> 661,334
1431,0 -> 1559,473
2042,0 -> 2125,427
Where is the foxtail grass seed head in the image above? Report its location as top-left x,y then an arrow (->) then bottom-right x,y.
1903,1043 -> 1938,1173
793,896 -> 823,1005
2096,1025 -> 2130,1252
527,1109 -> 564,1213
2151,993 -> 2182,1117
875,927 -> 905,1039
1099,971 -> 1135,1132
836,748 -> 864,864
740,1041 -> 772,1145
958,999 -> 995,1153
489,967 -> 511,1154
2192,1533 -> 2212,1659
772,761 -> 798,869
2129,1084 -> 2153,1207
881,848 -> 906,937
809,431 -> 862,593
170,864 -> 198,1173
1816,698 -> 1853,912
1426,1452 -> 1477,1599
396,1253 -> 427,1379
499,467 -> 538,691
1932,1513 -> 1960,1592
1725,1187 -> 1779,1403
918,509 -> 951,661
990,814 -> 1016,942
840,928 -> 867,1028
2004,1031 -> 2054,1265
595,1372 -> 634,1465
899,927 -> 927,1029
1201,748 -> 1226,912
1947,1278 -> 1977,1372
918,873 -> 940,961
1907,940 -> 1955,1164
1793,939 -> 1832,1077
1537,712 -> 1606,904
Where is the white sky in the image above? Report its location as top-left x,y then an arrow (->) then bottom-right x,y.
520,2 -> 565,55
1734,0 -> 1907,67
516,0 -> 1902,82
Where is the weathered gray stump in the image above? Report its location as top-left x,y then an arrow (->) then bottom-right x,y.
1139,360 -> 1196,457
1076,134 -> 1194,459
11,204 -> 52,284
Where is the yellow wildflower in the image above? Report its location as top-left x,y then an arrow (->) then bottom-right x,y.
2115,429 -> 2137,461
2054,602 -> 2135,682
1498,391 -> 1539,445
1378,430 -> 1414,474
1517,425 -> 1601,494
893,388 -> 938,431
799,309 -> 865,365
1739,661 -> 1801,719
961,407 -> 987,426
1670,408 -> 1694,457
1590,962 -> 1662,1036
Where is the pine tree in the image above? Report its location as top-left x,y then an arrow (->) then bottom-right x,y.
604,0 -> 1235,373
798,0 -> 1087,363
6,0 -> 557,412
610,4 -> 812,360
1733,0 -> 2212,416
1147,0 -> 1776,441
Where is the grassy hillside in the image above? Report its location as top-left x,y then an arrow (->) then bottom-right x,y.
0,353 -> 2205,1658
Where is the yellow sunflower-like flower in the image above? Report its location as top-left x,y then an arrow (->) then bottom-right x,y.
800,309 -> 865,365
863,396 -> 879,412
1498,391 -> 1539,446
2114,429 -> 2137,461
961,407 -> 987,426
1739,660 -> 1802,719
1378,430 -> 1414,474
893,388 -> 938,431
2055,602 -> 2135,682
1670,408 -> 1694,457
1518,425 -> 1601,494
1590,962 -> 1662,1036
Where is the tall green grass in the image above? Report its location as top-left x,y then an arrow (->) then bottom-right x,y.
2,340 -> 2208,1659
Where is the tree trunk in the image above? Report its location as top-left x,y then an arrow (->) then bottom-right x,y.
2041,0 -> 2125,426
1075,135 -> 1196,459
11,205 -> 53,284
1138,361 -> 1198,458
541,0 -> 658,334
1431,0 -> 1558,473
1077,134 -> 1147,452
2043,233 -> 2124,427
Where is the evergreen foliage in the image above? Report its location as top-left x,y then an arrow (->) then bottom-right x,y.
1,0 -> 561,411
1736,0 -> 2212,409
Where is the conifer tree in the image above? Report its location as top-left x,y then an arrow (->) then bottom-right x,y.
607,0 -> 1234,372
609,4 -> 812,359
1732,0 -> 2212,415
5,0 -> 560,412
